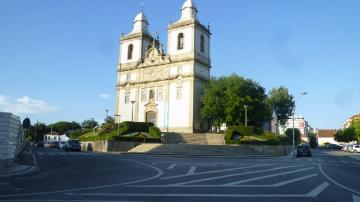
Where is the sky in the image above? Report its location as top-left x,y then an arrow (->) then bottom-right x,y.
0,0 -> 359,129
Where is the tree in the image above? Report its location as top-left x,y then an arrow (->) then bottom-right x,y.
104,116 -> 115,124
22,118 -> 31,129
350,119 -> 360,139
308,132 -> 317,148
334,128 -> 357,143
26,122 -> 49,142
201,74 -> 272,128
285,128 -> 301,146
81,118 -> 98,130
48,121 -> 81,135
201,77 -> 226,131
267,86 -> 295,127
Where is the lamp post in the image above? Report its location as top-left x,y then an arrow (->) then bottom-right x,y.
114,114 -> 121,135
292,92 -> 307,157
131,101 -> 136,121
244,105 -> 248,127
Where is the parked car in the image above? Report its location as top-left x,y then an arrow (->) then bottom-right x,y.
296,144 -> 312,157
64,140 -> 81,152
327,144 -> 342,150
59,141 -> 66,150
35,141 -> 44,148
351,145 -> 360,153
345,145 -> 354,152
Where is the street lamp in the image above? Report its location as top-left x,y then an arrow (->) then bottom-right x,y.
292,92 -> 307,157
114,114 -> 121,135
131,101 -> 136,122
244,105 -> 248,127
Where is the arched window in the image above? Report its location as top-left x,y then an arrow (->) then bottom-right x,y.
177,33 -> 184,50
200,35 -> 205,53
127,44 -> 133,60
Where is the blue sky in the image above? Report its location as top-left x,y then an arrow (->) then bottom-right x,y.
0,0 -> 359,129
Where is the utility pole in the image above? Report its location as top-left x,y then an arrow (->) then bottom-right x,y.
244,105 -> 248,127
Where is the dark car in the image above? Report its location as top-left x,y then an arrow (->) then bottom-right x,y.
296,144 -> 312,157
327,144 -> 342,150
35,141 -> 44,148
64,140 -> 81,152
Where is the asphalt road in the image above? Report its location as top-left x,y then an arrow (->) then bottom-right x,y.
0,148 -> 359,202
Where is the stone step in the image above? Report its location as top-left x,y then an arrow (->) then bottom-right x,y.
163,133 -> 225,145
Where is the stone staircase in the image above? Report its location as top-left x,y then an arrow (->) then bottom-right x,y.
127,143 -> 260,156
163,133 -> 225,145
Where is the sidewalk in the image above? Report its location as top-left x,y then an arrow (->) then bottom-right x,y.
348,154 -> 360,161
0,144 -> 38,178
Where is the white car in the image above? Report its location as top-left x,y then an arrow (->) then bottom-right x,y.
59,141 -> 67,150
352,145 -> 360,153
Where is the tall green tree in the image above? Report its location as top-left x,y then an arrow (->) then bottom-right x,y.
201,77 -> 226,131
201,74 -> 272,128
267,86 -> 295,127
81,118 -> 99,130
334,128 -> 357,143
308,132 -> 317,148
285,128 -> 301,146
350,119 -> 360,139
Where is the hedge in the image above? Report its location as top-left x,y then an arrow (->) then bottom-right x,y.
149,126 -> 161,138
119,121 -> 154,135
225,126 -> 255,144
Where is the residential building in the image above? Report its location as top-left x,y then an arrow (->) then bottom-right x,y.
342,113 -> 360,128
317,129 -> 338,145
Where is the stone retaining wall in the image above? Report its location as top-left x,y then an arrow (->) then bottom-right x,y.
80,140 -> 141,152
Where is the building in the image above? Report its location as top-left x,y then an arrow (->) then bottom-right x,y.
342,113 -> 360,128
279,116 -> 311,139
44,132 -> 60,144
317,129 -> 338,145
115,0 -> 211,133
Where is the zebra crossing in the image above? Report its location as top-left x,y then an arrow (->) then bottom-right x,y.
35,151 -> 103,157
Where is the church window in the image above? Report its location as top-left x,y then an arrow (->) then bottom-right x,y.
157,87 -> 163,101
177,33 -> 184,50
200,35 -> 205,53
124,92 -> 130,104
127,44 -> 133,60
176,87 -> 183,100
149,89 -> 155,100
141,89 -> 147,102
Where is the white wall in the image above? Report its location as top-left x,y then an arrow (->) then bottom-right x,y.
168,80 -> 191,128
195,28 -> 210,58
318,137 -> 339,146
168,27 -> 193,56
120,40 -> 141,64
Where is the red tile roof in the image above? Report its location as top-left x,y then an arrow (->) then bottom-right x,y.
317,129 -> 337,138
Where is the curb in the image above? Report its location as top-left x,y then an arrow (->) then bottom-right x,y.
119,152 -> 284,159
0,145 -> 39,178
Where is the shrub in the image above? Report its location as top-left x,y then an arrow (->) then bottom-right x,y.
225,126 -> 254,144
149,126 -> 161,138
118,121 -> 154,135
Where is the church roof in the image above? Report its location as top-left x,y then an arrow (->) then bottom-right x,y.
134,11 -> 148,24
182,0 -> 197,11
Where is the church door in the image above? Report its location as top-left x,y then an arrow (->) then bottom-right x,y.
146,111 -> 157,125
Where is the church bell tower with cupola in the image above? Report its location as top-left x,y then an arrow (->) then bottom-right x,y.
116,0 -> 211,133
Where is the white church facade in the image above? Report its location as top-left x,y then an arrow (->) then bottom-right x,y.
115,0 -> 211,133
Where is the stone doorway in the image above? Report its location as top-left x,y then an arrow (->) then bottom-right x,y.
146,111 -> 157,125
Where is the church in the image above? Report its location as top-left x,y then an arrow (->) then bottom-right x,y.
115,0 -> 211,133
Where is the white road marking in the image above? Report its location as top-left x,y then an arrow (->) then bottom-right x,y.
353,194 -> 360,202
167,164 -> 176,170
0,159 -> 163,198
161,164 -> 271,180
171,165 -> 301,185
186,166 -> 196,175
340,160 -> 349,164
130,173 -> 318,188
318,159 -> 324,162
306,159 -> 313,162
223,167 -> 314,186
71,182 -> 329,198
307,181 -> 330,197
318,164 -> 360,195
